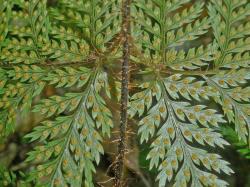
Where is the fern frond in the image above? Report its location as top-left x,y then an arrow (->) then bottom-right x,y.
0,68 -> 7,91
164,74 -> 219,101
129,79 -> 233,187
0,54 -> 58,139
10,10 -> 30,37
3,38 -> 36,51
1,0 -> 49,64
204,70 -> 250,144
44,66 -> 91,88
0,1 -> 52,138
166,17 -> 210,48
0,0 -> 13,51
166,2 -> 204,31
0,0 -> 249,186
5,0 -> 50,51
208,0 -> 250,67
27,0 -> 50,46
229,22 -> 250,40
133,0 -> 211,70
0,166 -> 17,186
42,39 -> 89,62
130,2 -> 236,185
0,81 -> 45,139
165,44 -> 216,70
49,0 -> 121,49
1,66 -> 46,138
50,26 -> 83,42
26,68 -> 113,186
8,65 -> 46,83
1,47 -> 41,64
223,52 -> 250,68
32,93 -> 83,118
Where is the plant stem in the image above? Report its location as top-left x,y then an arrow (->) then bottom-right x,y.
114,0 -> 131,186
